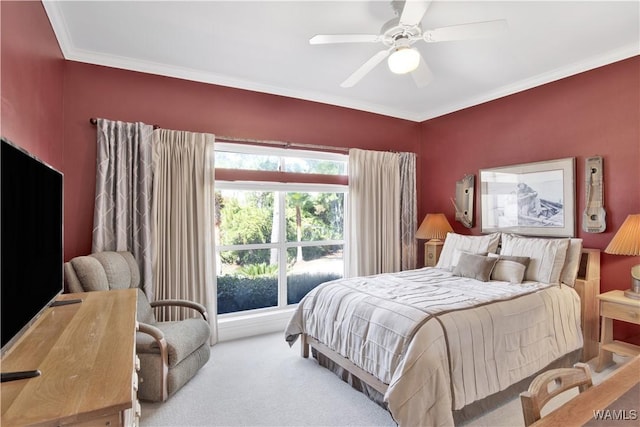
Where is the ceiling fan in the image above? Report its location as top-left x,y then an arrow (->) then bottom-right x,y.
310,0 -> 508,88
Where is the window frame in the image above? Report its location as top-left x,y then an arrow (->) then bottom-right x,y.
215,142 -> 347,165
214,143 -> 348,317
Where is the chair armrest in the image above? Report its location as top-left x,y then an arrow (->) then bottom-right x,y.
150,299 -> 209,321
137,322 -> 169,402
138,322 -> 165,343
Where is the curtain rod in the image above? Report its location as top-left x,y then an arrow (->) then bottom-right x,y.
89,117 -> 161,130
215,136 -> 349,153
89,118 -> 349,154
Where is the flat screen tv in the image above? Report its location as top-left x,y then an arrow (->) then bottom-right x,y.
1,137 -> 64,355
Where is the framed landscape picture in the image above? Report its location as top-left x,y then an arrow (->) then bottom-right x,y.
479,157 -> 575,237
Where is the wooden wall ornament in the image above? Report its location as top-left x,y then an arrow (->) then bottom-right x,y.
583,156 -> 606,233
453,174 -> 474,228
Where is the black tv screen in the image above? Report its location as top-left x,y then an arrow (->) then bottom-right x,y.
1,138 -> 63,352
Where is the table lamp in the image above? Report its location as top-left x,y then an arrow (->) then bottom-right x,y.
416,213 -> 453,267
604,214 -> 640,299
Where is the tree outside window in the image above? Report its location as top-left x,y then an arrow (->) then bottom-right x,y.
216,188 -> 345,314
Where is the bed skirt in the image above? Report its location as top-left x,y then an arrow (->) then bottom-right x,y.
313,348 -> 582,425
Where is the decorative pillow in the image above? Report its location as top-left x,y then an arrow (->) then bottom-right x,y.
489,254 -> 531,284
559,238 -> 583,287
436,232 -> 501,270
500,234 -> 570,284
452,252 -> 498,282
451,249 -> 488,270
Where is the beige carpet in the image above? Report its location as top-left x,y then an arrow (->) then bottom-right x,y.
140,332 -> 623,427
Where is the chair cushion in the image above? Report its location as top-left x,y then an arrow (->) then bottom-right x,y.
137,318 -> 210,368
91,252 -> 140,290
136,289 -> 156,324
69,256 -> 110,292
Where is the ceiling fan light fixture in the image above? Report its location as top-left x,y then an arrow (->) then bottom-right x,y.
387,46 -> 420,74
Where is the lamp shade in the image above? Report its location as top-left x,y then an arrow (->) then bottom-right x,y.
415,213 -> 453,241
604,214 -> 640,255
387,47 -> 420,74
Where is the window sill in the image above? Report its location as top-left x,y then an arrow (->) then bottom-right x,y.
217,307 -> 297,342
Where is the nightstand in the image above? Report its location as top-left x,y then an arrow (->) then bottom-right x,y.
424,240 -> 444,267
596,290 -> 640,372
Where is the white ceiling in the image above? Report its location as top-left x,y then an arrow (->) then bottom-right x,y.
43,1 -> 639,122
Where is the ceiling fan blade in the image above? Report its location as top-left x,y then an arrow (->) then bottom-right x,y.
341,49 -> 391,88
399,0 -> 432,27
310,34 -> 381,45
424,19 -> 508,42
411,55 -> 433,88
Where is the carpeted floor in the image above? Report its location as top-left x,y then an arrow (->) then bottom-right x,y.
140,332 -> 623,427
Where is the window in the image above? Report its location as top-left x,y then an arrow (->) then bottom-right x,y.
215,144 -> 347,316
215,143 -> 346,175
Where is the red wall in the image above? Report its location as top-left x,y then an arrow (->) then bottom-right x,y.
0,1 -> 64,169
419,57 -> 640,340
3,1 -> 638,341
62,62 -> 421,260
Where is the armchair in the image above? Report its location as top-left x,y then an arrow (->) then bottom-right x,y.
64,251 -> 211,402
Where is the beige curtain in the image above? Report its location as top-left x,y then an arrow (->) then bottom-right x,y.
152,129 -> 217,343
93,119 -> 154,298
347,149 -> 401,277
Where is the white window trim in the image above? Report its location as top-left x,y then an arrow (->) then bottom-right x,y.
217,240 -> 345,252
214,146 -> 348,339
215,142 -> 348,162
215,180 -> 346,193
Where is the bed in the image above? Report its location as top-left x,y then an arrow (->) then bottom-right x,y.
285,233 -> 600,426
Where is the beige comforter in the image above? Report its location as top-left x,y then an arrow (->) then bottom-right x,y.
285,267 -> 582,427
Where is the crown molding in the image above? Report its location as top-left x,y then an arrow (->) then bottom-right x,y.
42,1 -> 639,124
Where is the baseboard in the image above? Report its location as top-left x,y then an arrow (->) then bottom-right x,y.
218,308 -> 296,342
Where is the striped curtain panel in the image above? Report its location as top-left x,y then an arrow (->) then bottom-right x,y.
93,118 -> 154,298
399,152 -> 417,271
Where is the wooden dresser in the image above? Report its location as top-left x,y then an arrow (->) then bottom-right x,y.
1,289 -> 140,426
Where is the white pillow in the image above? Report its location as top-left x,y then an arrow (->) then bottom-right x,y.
500,234 -> 570,284
436,232 -> 501,270
560,238 -> 583,287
